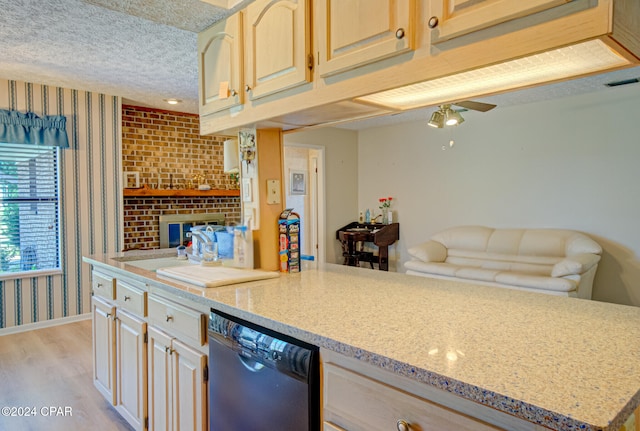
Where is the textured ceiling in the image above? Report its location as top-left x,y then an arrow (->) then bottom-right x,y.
0,0 -> 250,114
0,0 -> 638,128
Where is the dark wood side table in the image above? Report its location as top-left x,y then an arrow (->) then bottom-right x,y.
336,222 -> 400,271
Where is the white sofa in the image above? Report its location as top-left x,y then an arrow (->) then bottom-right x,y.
404,226 -> 602,298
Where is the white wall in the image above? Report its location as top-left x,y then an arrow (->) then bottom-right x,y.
358,84 -> 640,307
284,127 -> 358,264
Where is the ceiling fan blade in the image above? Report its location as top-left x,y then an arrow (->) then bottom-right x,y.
454,100 -> 497,112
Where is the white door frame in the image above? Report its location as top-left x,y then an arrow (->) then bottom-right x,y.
283,143 -> 326,265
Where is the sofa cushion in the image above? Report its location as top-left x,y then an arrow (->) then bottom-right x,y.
494,272 -> 576,293
445,249 -> 560,266
455,267 -> 500,282
431,226 -> 493,252
407,240 -> 447,263
565,234 -> 603,255
404,260 -> 459,277
551,253 -> 601,277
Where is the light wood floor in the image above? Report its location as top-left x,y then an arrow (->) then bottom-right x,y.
0,320 -> 133,431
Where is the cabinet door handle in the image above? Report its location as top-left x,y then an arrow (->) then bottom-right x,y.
395,28 -> 405,39
230,89 -> 237,97
166,315 -> 173,322
396,419 -> 411,431
428,16 -> 439,29
106,313 -> 112,318
124,296 -> 131,301
96,283 -> 103,288
245,84 -> 251,92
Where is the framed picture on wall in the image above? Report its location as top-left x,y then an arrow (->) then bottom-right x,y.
290,170 -> 306,195
123,171 -> 140,189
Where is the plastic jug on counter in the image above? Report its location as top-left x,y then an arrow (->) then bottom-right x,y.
232,224 -> 253,269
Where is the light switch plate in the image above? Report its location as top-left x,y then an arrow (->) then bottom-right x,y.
266,179 -> 281,205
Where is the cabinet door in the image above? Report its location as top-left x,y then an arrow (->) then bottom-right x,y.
92,296 -> 116,405
172,338 -> 208,431
317,0 -> 416,77
198,13 -> 244,116
243,0 -> 311,100
148,326 -> 174,431
429,0 -> 570,44
115,309 -> 148,431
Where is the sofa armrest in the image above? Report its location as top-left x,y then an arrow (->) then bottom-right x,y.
408,240 -> 447,263
551,253 -> 601,277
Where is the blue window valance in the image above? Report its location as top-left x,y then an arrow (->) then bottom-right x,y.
0,109 -> 69,149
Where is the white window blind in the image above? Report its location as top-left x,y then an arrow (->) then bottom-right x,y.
0,143 -> 60,274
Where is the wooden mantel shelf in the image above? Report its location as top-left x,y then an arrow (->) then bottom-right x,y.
123,187 -> 240,198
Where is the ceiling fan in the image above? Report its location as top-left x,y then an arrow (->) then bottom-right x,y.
428,100 -> 496,128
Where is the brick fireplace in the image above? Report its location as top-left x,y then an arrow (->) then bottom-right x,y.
122,105 -> 240,250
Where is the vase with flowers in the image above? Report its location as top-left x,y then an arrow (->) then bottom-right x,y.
379,197 -> 393,224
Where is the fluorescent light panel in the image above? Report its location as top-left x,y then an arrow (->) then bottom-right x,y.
356,40 -> 630,110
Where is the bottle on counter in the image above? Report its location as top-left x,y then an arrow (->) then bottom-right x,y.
365,208 -> 371,223
233,225 -> 254,269
359,211 -> 364,223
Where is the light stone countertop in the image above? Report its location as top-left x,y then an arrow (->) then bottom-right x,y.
84,250 -> 640,431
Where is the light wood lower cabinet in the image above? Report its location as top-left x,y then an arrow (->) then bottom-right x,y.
92,295 -> 149,431
115,309 -> 148,431
92,295 -> 116,405
92,268 -> 209,431
323,362 -> 501,431
147,325 -> 208,431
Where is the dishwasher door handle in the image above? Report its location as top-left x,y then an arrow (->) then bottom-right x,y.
238,354 -> 266,373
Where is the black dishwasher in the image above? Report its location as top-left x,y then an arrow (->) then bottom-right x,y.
208,309 -> 320,431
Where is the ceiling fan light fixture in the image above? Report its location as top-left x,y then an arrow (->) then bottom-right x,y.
428,110 -> 444,128
444,107 -> 464,126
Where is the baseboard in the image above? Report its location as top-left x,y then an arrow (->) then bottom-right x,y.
0,313 -> 91,336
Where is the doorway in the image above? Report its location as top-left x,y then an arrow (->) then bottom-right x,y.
283,145 -> 325,266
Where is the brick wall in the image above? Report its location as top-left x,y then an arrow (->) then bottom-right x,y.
123,196 -> 241,250
122,105 -> 240,249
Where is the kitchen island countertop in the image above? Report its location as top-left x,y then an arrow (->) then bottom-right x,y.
84,250 -> 640,431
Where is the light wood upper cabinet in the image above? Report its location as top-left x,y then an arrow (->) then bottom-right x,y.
243,0 -> 311,100
198,13 -> 243,115
428,0 -> 572,44
316,0 -> 416,77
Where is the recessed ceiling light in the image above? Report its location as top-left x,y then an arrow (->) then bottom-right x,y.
163,98 -> 182,105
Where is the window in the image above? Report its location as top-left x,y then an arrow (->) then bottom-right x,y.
0,143 -> 60,275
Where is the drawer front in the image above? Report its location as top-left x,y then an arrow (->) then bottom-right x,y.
115,279 -> 147,317
92,271 -> 115,300
147,295 -> 205,346
323,363 -> 501,431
